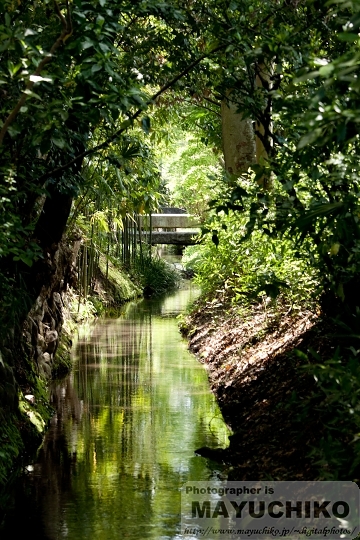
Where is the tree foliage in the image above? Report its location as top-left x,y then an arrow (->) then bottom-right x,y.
0,0 -> 210,332
2,0 -> 360,479
171,0 -> 360,319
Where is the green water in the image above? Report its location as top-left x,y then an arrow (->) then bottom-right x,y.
3,285 -> 229,539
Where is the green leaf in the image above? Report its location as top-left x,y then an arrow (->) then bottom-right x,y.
293,203 -> 343,232
91,64 -> 102,74
7,125 -> 21,137
294,350 -> 309,361
14,254 -> 33,266
294,70 -> 320,82
20,255 -> 33,267
0,39 -> 10,52
99,42 -> 110,53
115,168 -> 124,191
24,89 -> 42,100
337,32 -> 359,42
119,119 -> 131,131
319,64 -> 334,77
51,136 -> 65,149
7,61 -> 22,76
82,39 -> 95,50
297,128 -> 323,149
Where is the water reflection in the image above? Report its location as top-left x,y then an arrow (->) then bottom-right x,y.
3,284 -> 229,539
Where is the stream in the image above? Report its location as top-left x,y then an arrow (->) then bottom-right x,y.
2,283 -> 229,539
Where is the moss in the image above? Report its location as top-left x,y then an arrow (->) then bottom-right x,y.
0,411 -> 24,487
52,331 -> 73,378
0,341 -> 55,495
31,378 -> 54,422
97,255 -> 141,305
0,387 -> 52,495
0,401 -> 49,511
18,400 -> 46,433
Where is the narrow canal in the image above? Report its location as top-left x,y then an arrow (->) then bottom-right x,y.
3,283 -> 229,539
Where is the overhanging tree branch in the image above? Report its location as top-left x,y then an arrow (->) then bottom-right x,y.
184,99 -> 221,118
37,44 -> 227,182
203,95 -> 221,108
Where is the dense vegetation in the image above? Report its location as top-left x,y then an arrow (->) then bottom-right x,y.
1,0 -> 360,480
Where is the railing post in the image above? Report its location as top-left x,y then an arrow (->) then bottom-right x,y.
149,212 -> 152,259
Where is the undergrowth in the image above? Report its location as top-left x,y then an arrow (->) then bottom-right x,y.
98,254 -> 141,303
292,345 -> 360,480
132,253 -> 180,296
183,213 -> 320,313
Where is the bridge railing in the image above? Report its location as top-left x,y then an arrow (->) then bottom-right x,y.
138,214 -> 200,229
139,213 -> 201,245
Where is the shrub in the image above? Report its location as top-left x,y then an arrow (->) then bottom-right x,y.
133,254 -> 180,296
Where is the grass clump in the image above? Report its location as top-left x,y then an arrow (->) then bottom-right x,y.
99,255 -> 141,301
133,254 -> 180,296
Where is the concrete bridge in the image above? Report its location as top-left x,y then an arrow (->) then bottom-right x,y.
139,209 -> 200,245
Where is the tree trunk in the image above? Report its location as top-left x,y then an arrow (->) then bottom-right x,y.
222,64 -> 272,184
34,186 -> 73,251
221,98 -> 256,176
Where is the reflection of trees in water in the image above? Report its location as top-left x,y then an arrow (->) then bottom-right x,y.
122,297 -> 165,320
2,287 -> 226,539
72,316 -> 152,467
1,378 -> 82,539
122,284 -> 200,322
74,317 -> 147,409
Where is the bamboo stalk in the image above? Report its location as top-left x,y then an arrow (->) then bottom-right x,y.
106,232 -> 109,279
83,243 -> 88,300
137,214 -> 144,268
77,247 -> 82,313
132,213 -> 136,264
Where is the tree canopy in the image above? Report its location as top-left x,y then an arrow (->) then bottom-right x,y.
0,0 -> 359,313
2,0 -> 360,481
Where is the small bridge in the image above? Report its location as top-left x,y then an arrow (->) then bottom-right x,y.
139,209 -> 200,245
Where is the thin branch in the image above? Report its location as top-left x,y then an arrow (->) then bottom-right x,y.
203,95 -> 221,107
185,99 -> 221,118
116,14 -> 140,48
0,0 -> 73,146
37,44 -> 227,182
